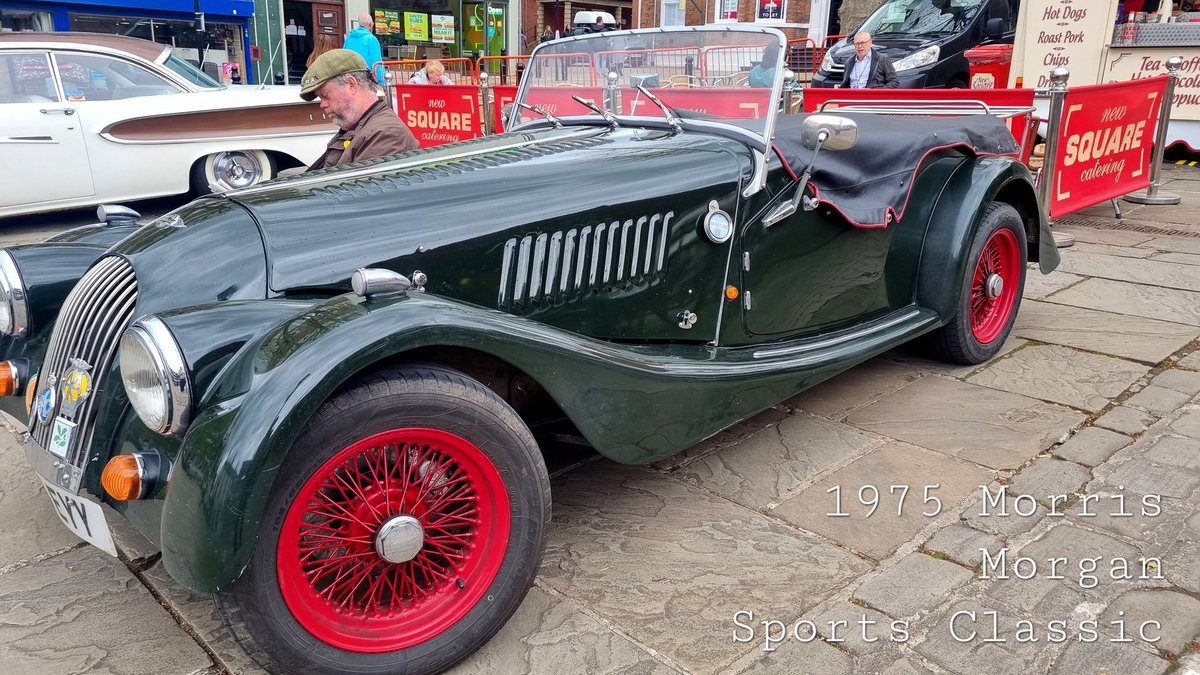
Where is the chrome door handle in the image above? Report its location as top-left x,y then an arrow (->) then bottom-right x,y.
39,108 -> 76,116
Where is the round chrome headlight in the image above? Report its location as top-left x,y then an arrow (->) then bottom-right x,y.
119,316 -> 191,435
0,250 -> 29,337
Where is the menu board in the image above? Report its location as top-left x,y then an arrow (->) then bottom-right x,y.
1105,48 -> 1200,120
374,9 -> 400,35
432,15 -> 455,44
405,12 -> 429,41
1012,0 -> 1120,88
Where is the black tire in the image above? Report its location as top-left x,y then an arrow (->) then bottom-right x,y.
217,364 -> 551,675
927,202 -> 1027,365
946,78 -> 968,89
191,149 -> 275,194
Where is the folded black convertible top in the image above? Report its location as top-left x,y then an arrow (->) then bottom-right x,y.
771,112 -> 1020,228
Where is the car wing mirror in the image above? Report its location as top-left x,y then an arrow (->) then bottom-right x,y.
764,115 -> 858,227
96,204 -> 141,226
984,17 -> 1004,40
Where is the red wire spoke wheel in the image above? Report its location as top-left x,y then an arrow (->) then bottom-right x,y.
277,428 -> 511,652
220,365 -> 550,675
927,202 -> 1027,365
968,227 -> 1020,345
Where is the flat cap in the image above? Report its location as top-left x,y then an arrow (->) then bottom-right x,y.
299,49 -> 370,101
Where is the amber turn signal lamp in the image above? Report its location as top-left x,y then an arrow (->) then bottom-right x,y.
24,373 -> 37,416
0,361 -> 15,397
725,285 -> 740,301
101,455 -> 143,501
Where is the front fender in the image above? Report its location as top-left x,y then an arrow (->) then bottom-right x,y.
914,157 -> 1056,320
161,289 -> 916,591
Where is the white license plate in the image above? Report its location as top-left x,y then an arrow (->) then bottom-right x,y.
39,477 -> 117,557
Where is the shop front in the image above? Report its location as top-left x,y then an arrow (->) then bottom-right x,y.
368,0 -> 512,63
0,0 -> 255,82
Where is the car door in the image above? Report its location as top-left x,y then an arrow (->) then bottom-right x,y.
739,194 -> 897,338
0,51 -> 95,209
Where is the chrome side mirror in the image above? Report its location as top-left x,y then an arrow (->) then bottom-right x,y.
96,204 -> 141,226
801,114 -> 858,151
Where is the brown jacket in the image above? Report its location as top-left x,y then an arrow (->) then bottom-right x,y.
307,100 -> 419,171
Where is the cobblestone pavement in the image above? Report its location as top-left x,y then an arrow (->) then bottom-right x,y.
0,168 -> 1198,675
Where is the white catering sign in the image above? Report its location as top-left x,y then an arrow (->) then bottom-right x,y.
1012,0 -> 1120,88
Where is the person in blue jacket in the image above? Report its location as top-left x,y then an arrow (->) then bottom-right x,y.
344,13 -> 385,84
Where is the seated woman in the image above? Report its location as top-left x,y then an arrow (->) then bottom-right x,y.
748,42 -> 780,88
409,60 -> 454,85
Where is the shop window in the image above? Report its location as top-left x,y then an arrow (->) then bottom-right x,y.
0,53 -> 59,103
715,0 -> 738,23
52,52 -> 180,101
662,0 -> 685,26
1,9 -> 52,32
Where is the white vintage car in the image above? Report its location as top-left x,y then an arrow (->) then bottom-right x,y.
0,32 -> 336,218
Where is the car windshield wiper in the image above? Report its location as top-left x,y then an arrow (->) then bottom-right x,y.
634,85 -> 682,133
570,95 -> 620,129
515,101 -> 563,128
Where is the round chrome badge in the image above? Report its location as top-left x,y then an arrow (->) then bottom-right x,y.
704,200 -> 733,244
35,386 -> 55,425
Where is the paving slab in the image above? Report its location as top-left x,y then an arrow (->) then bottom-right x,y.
1064,487 -> 1193,555
784,359 -> 924,421
0,546 -> 212,675
1053,251 -> 1200,292
1022,269 -> 1085,300
1097,457 -> 1200,498
1070,241 -> 1157,258
770,443 -> 992,560
1054,224 -> 1155,247
1123,385 -> 1196,415
1179,350 -> 1200,369
0,432 -> 80,569
1053,426 -> 1132,467
1095,405 -> 1159,436
1006,459 -> 1092,499
1046,278 -> 1200,326
1100,590 -> 1200,654
879,338 -> 1027,380
1138,234 -> 1200,255
960,490 -> 1050,537
1171,408 -> 1200,438
451,587 -> 671,675
1152,251 -> 1200,266
1144,435 -> 1200,471
538,463 -> 871,674
1050,640 -> 1168,675
855,553 -> 972,618
727,638 -> 853,675
674,412 -> 880,511
914,599 -> 1045,675
811,600 -> 897,656
966,344 -> 1149,412
651,406 -> 791,471
846,376 -> 1084,470
1151,368 -> 1200,395
1163,512 -> 1200,594
1012,301 -> 1199,364
922,523 -> 1004,568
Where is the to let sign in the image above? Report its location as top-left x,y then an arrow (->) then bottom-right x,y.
1051,76 -> 1165,218
394,85 -> 483,148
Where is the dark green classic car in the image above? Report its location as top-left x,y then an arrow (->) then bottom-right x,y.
0,26 -> 1056,675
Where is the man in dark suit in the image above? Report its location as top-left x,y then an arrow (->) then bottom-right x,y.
840,31 -> 900,89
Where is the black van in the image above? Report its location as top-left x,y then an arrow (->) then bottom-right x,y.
811,0 -> 1019,89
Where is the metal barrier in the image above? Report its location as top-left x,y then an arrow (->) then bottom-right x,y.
592,47 -> 703,87
1124,56 -> 1184,205
519,51 -> 600,86
477,55 -> 529,86
378,57 -> 478,87
786,38 -> 819,85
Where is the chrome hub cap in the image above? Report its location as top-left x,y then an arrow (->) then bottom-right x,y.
374,515 -> 424,563
985,273 -> 1004,300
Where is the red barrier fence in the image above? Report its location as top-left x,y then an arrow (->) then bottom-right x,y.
1050,76 -> 1165,219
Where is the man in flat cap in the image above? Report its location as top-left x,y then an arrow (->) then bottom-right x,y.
301,49 -> 418,171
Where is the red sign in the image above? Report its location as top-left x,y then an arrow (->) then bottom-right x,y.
1051,77 -> 1165,218
620,88 -> 770,119
802,87 -> 1036,161
393,84 -> 483,148
519,86 -> 606,121
492,85 -> 518,133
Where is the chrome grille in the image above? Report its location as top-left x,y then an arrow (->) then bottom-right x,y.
30,256 -> 138,490
497,211 -> 674,310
